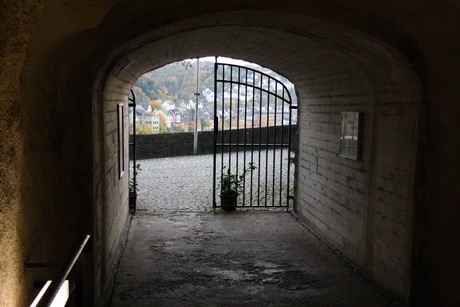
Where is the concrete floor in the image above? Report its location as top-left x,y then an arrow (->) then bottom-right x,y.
110,212 -> 401,306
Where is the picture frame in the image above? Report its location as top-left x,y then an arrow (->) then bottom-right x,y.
118,103 -> 125,178
339,112 -> 361,160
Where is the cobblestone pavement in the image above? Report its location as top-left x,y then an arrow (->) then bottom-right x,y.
136,154 -> 214,212
135,150 -> 294,212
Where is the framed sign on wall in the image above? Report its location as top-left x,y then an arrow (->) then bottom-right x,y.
339,112 -> 361,160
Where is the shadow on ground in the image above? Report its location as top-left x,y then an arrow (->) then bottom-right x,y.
110,212 -> 400,306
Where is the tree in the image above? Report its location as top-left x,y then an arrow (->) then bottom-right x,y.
149,99 -> 163,110
132,86 -> 150,104
158,113 -> 168,133
144,125 -> 153,134
201,118 -> 212,130
134,76 -> 155,97
136,124 -> 153,134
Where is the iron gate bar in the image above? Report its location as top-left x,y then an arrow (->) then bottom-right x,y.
265,78 -> 270,207
242,68 -> 248,207
212,63 -> 218,211
229,66 -> 233,178
272,84 -> 278,207
255,74 -> 260,207
257,75 -> 262,207
236,67 -> 240,200
221,67 -> 225,188
213,63 -> 294,210
250,69 -> 256,207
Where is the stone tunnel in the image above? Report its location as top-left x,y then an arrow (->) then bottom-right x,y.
1,1 -> 459,305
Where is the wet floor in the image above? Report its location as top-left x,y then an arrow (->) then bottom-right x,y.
110,212 -> 400,306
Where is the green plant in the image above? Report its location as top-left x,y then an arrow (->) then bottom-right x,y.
220,163 -> 256,195
129,163 -> 142,195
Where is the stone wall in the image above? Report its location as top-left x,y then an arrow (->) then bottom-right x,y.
132,126 -> 297,160
0,3 -> 44,305
295,58 -> 421,297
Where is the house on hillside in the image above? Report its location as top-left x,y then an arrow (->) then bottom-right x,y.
162,100 -> 175,111
132,108 -> 160,133
153,109 -> 169,128
168,109 -> 182,125
202,88 -> 214,102
182,107 -> 195,123
140,102 -> 152,113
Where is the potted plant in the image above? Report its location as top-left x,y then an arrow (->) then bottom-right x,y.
220,163 -> 256,211
129,163 -> 142,211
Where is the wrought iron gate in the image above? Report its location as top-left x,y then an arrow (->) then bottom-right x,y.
213,63 -> 296,210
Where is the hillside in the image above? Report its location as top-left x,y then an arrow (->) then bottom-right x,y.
133,60 -> 215,106
132,59 -> 296,107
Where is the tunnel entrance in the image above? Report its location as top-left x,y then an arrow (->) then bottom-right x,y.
95,12 -> 422,304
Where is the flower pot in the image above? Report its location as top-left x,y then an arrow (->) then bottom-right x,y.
220,191 -> 237,211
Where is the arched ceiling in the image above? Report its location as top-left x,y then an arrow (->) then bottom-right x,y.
99,12 -> 420,104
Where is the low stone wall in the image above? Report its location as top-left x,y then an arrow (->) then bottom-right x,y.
131,125 -> 297,160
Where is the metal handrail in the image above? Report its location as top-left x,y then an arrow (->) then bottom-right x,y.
37,235 -> 90,307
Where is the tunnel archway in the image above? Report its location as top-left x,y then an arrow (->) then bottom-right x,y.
4,1 -> 460,305
93,11 -> 421,303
